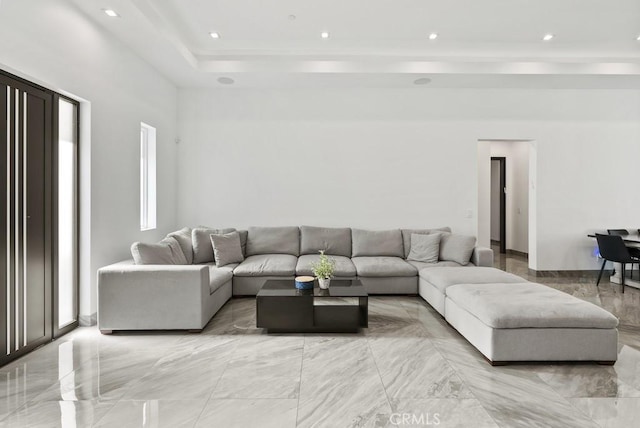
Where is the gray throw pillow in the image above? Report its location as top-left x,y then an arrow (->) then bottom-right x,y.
401,227 -> 451,258
407,233 -> 442,263
131,237 -> 188,265
439,233 -> 477,265
210,231 -> 245,267
192,227 -> 236,264
167,227 -> 193,264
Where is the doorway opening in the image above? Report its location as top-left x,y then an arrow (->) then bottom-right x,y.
491,157 -> 506,254
478,139 -> 535,268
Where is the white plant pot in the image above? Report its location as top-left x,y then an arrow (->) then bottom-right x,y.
318,277 -> 331,289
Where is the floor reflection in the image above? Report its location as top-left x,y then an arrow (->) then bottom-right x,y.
0,248 -> 637,427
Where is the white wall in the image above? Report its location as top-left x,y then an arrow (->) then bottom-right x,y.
477,140 -> 491,249
490,141 -> 530,254
178,87 -> 640,271
0,0 -> 179,322
178,89 -> 481,233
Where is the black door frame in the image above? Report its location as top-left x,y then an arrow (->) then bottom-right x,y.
491,157 -> 507,254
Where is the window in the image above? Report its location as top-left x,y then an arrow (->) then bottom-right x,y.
140,122 -> 156,231
57,97 -> 79,330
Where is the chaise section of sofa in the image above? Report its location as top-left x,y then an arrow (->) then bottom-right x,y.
419,266 -> 523,315
445,282 -> 619,364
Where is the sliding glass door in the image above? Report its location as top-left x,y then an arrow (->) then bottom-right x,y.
0,71 -> 79,366
54,96 -> 79,337
0,72 -> 53,364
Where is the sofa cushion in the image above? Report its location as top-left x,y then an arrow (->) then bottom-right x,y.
210,231 -> 245,267
166,227 -> 193,264
401,227 -> 451,259
207,263 -> 237,294
233,254 -> 298,277
131,237 -> 188,265
420,266 -> 523,293
351,257 -> 418,277
407,233 -> 442,263
352,229 -> 403,257
439,233 -> 476,265
192,227 -> 236,264
407,260 -> 464,271
296,254 -> 357,277
246,226 -> 300,256
447,282 -> 619,329
300,226 -> 352,257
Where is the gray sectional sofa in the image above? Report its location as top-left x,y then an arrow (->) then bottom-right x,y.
98,225 -> 492,333
98,225 -> 619,365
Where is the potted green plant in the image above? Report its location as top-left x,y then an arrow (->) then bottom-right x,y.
311,250 -> 336,289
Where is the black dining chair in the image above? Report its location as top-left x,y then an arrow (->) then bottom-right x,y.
607,229 -> 640,278
596,233 -> 640,293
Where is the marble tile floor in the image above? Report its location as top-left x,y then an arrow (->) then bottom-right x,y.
1,251 -> 639,427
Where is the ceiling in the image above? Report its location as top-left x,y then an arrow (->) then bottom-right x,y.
69,0 -> 640,88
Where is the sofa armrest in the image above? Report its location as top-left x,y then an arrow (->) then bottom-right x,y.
97,260 -> 210,330
471,247 -> 494,267
99,259 -> 207,274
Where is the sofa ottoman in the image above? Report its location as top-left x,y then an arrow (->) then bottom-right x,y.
445,282 -> 619,364
419,266 -> 523,315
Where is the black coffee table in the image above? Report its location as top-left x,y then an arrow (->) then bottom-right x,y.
256,279 -> 368,333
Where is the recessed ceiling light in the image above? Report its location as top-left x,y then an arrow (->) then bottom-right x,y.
103,9 -> 119,17
321,32 -> 330,39
428,33 -> 438,40
217,77 -> 234,85
637,35 -> 640,41
413,77 -> 432,85
543,34 -> 554,41
288,14 -> 297,21
209,32 -> 220,39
